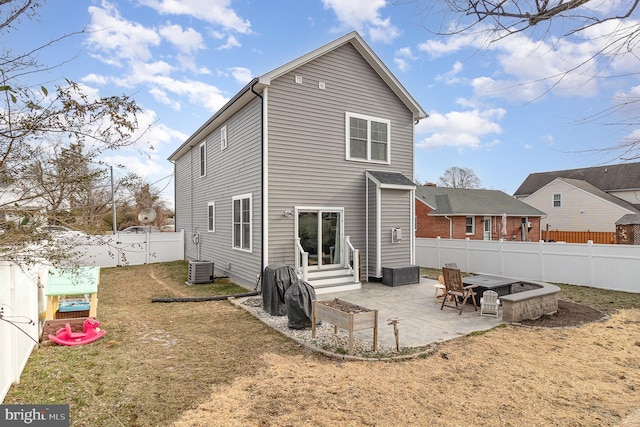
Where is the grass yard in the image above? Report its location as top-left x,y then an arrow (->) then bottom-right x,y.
5,261 -> 304,426
5,262 -> 640,426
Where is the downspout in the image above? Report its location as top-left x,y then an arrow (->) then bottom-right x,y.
445,215 -> 452,239
251,82 -> 265,274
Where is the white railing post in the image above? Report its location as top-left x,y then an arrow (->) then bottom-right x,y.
294,237 -> 300,272
352,249 -> 359,283
343,236 -> 351,269
344,235 -> 359,283
294,237 -> 308,281
301,252 -> 308,282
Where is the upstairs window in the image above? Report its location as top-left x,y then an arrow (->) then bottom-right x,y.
346,112 -> 390,163
466,216 -> 474,234
199,142 -> 206,177
553,193 -> 561,207
221,125 -> 228,150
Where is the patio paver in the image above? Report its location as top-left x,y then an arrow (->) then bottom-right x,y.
318,277 -> 504,349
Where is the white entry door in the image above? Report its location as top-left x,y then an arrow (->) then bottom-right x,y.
483,216 -> 492,240
297,208 -> 343,269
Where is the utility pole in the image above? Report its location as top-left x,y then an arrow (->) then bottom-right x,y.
111,166 -> 117,234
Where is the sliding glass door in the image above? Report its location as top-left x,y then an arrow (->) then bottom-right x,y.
297,208 -> 343,269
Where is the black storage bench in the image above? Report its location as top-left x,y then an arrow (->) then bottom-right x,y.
382,265 -> 420,287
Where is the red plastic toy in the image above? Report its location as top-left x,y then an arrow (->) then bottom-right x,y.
48,318 -> 106,346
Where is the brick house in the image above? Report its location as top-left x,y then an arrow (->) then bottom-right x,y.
416,186 -> 546,241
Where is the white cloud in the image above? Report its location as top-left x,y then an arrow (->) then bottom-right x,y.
87,2 -> 161,64
228,67 -> 253,85
217,35 -> 241,50
420,29 -> 603,100
149,87 -> 182,110
322,0 -> 399,43
435,61 -> 463,85
416,108 -> 506,150
393,47 -> 415,71
138,0 -> 252,34
159,23 -> 205,54
81,73 -> 107,85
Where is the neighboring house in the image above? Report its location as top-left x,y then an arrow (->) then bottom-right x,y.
415,186 -> 546,241
517,177 -> 640,232
514,163 -> 640,232
168,32 -> 427,293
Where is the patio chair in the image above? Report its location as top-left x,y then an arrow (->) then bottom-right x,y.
480,290 -> 500,318
434,275 -> 447,303
440,267 -> 478,315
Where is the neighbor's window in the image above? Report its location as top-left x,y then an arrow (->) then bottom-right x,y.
466,216 -> 474,234
207,202 -> 215,232
199,142 -> 207,177
346,112 -> 390,163
232,194 -> 252,251
553,193 -> 561,207
221,125 -> 228,150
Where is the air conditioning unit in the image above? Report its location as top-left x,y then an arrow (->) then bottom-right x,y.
188,260 -> 214,284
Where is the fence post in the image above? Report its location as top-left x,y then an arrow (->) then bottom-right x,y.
465,237 -> 471,272
538,240 -> 545,281
587,240 -> 594,286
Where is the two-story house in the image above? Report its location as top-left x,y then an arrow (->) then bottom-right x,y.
168,32 -> 427,293
514,163 -> 640,233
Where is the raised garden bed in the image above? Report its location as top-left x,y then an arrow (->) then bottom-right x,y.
312,299 -> 378,355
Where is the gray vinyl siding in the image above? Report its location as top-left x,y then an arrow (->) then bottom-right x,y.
367,177 -> 378,279
266,43 -> 415,267
174,97 -> 263,288
379,188 -> 412,268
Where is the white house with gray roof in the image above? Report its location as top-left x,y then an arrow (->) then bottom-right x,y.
168,32 -> 427,293
519,177 -> 640,232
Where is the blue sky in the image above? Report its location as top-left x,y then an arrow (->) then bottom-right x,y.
7,1 -> 640,207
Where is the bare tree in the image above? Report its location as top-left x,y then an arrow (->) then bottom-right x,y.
435,0 -> 639,37
0,1 -> 146,263
439,166 -> 482,188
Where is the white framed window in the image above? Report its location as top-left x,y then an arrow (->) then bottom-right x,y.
466,216 -> 474,235
553,193 -> 561,207
199,142 -> 207,177
232,193 -> 252,251
221,125 -> 228,151
207,202 -> 215,232
345,112 -> 390,163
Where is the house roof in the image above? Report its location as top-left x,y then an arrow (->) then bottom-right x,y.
551,178 -> 640,213
367,170 -> 415,188
616,213 -> 640,225
168,31 -> 427,162
513,162 -> 640,197
416,186 -> 546,217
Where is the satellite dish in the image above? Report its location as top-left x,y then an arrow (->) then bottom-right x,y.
138,208 -> 157,224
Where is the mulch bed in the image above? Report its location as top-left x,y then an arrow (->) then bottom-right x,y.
519,299 -> 606,327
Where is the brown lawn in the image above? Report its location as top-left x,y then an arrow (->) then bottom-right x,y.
5,261 -> 640,426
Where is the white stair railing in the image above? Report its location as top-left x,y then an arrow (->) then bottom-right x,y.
294,237 -> 308,281
344,235 -> 359,283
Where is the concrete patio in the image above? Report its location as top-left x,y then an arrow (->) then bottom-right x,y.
318,276 -> 505,349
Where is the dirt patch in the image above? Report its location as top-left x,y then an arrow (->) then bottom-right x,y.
519,299 -> 606,327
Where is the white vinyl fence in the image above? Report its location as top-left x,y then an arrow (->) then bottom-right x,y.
416,237 -> 640,294
0,231 -> 185,402
0,262 -> 46,403
78,230 -> 185,267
